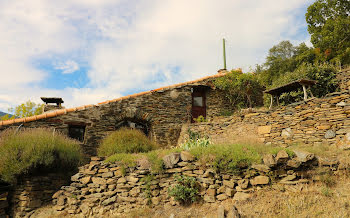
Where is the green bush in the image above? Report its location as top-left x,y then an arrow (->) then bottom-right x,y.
168,175 -> 200,205
0,128 -> 82,183
98,128 -> 157,157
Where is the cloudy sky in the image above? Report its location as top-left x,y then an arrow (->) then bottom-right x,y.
0,0 -> 314,112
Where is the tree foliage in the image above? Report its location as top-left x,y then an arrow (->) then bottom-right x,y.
0,100 -> 43,120
306,0 -> 350,65
214,70 -> 264,109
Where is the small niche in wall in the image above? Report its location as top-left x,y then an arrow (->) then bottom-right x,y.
68,125 -> 86,142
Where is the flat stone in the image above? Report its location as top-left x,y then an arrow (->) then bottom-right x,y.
225,188 -> 235,197
281,174 -> 296,182
92,177 -> 106,185
102,172 -> 114,178
281,128 -> 293,138
275,150 -> 289,163
237,179 -> 249,189
203,195 -> 216,203
81,176 -> 92,185
207,188 -> 216,196
71,173 -> 82,182
223,180 -> 235,189
263,154 -> 277,167
251,164 -> 270,173
293,150 -> 315,162
258,125 -> 272,135
250,176 -> 269,186
102,196 -> 117,206
325,130 -> 336,139
233,192 -> 250,201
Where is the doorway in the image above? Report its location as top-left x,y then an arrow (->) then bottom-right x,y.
191,87 -> 207,122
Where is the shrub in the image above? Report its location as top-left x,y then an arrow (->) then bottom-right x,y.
0,128 -> 82,183
168,175 -> 200,205
98,128 -> 157,157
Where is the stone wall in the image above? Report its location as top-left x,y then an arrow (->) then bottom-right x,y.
336,67 -> 350,92
10,173 -> 72,218
51,151 -> 341,217
0,77 -> 231,157
179,89 -> 350,149
0,187 -> 10,218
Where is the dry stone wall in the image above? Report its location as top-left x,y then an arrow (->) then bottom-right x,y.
0,188 -> 10,218
50,150 -> 333,217
10,173 -> 72,218
179,90 -> 350,149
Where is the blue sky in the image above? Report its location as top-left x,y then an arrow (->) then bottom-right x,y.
0,0 -> 314,112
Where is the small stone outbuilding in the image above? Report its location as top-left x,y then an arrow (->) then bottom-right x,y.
0,72 -> 232,156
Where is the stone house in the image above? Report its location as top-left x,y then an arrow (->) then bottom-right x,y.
0,72 -> 232,156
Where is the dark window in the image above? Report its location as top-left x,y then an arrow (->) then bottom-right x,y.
68,125 -> 86,142
116,120 -> 149,136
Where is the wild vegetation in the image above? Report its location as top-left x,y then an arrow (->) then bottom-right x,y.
101,129 -> 294,176
0,128 -> 82,183
97,128 -> 158,157
214,0 -> 349,108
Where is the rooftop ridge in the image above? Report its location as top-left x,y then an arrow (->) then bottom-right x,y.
0,73 -> 226,126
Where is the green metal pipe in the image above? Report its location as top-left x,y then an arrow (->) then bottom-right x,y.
223,38 -> 227,70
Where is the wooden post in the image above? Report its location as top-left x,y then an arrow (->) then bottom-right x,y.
276,95 -> 279,106
269,95 -> 273,109
302,85 -> 308,100
308,86 -> 314,98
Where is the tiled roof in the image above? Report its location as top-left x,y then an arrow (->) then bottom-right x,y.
0,73 -> 227,126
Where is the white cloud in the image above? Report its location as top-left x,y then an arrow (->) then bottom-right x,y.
54,60 -> 80,74
0,0 -> 314,112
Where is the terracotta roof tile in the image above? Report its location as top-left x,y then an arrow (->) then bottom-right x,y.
0,73 -> 226,127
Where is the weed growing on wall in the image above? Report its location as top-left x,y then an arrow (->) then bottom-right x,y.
0,128 -> 82,183
168,175 -> 200,205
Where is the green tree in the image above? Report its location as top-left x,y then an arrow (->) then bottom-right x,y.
214,70 -> 264,109
306,0 -> 350,65
0,101 -> 44,120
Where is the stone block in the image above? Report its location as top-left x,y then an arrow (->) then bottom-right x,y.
258,125 -> 272,135
250,176 -> 269,186
203,195 -> 215,203
233,192 -> 250,201
163,153 -> 181,168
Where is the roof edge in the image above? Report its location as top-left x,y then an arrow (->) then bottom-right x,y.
0,73 -> 227,127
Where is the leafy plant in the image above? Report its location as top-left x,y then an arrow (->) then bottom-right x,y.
168,175 -> 200,205
193,115 -> 207,122
141,175 -> 155,205
0,128 -> 82,183
98,128 -> 158,157
214,70 -> 264,109
180,129 -> 211,150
